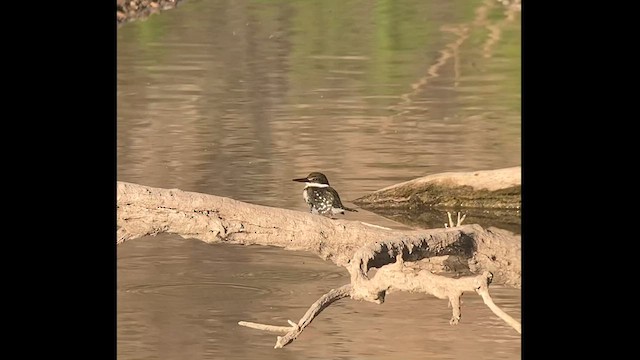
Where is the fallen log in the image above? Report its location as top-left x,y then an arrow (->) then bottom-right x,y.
117,181 -> 521,347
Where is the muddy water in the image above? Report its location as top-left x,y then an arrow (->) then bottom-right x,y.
117,0 -> 521,358
118,234 -> 521,360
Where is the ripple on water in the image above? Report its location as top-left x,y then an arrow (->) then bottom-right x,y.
119,281 -> 272,297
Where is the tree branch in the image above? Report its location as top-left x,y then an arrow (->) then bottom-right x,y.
239,284 -> 352,348
238,255 -> 520,348
117,181 -> 521,347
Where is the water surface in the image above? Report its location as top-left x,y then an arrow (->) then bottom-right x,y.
119,234 -> 521,360
117,0 -> 521,358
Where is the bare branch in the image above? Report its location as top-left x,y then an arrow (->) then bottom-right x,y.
476,281 -> 521,333
239,284 -> 352,348
445,211 -> 467,228
457,212 -> 467,226
346,255 -> 520,333
237,322 -> 292,333
239,255 -> 520,348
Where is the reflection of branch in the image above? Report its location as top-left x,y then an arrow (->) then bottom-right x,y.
386,0 -> 489,120
389,25 -> 469,118
386,0 -> 520,121
482,0 -> 521,58
483,23 -> 502,58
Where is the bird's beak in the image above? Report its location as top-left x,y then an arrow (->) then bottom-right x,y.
292,177 -> 308,182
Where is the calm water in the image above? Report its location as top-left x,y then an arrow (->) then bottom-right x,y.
117,0 -> 521,358
119,234 -> 521,360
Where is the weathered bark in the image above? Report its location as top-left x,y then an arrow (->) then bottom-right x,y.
117,181 -> 521,347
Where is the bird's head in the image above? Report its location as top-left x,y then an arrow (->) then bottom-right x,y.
292,172 -> 330,186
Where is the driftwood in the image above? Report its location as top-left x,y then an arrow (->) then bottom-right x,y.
117,181 -> 521,348
239,284 -> 353,348
354,166 -> 521,210
353,167 -> 521,234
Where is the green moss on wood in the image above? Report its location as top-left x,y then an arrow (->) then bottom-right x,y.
354,184 -> 521,210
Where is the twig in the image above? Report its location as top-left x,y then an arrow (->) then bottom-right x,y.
238,284 -> 352,348
445,211 -> 467,228
457,212 -> 467,226
236,322 -> 292,333
475,284 -> 521,333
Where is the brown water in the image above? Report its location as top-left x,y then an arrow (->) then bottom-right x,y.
119,234 -> 521,360
117,0 -> 521,358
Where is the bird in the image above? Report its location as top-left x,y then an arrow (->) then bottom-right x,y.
292,172 -> 358,216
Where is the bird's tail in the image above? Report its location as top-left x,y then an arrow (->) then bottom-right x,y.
343,206 -> 358,212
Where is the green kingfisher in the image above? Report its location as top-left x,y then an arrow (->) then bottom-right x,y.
292,172 -> 358,216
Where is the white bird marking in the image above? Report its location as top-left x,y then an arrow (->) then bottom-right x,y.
304,183 -> 329,188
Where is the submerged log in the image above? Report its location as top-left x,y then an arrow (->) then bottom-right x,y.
352,167 -> 521,234
117,180 -> 521,347
353,166 -> 521,211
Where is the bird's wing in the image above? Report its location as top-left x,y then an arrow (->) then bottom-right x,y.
325,187 -> 345,208
327,187 -> 358,212
306,188 -> 332,213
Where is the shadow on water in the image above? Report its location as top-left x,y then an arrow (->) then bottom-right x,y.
117,0 -> 521,358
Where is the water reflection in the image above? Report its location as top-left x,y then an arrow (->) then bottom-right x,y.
117,0 -> 520,358
378,208 -> 521,234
